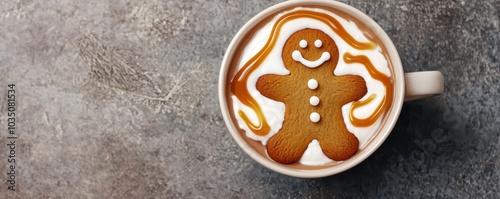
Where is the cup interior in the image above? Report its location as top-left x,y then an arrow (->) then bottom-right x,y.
219,0 -> 405,178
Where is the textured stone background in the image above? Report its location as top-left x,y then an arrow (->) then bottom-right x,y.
0,0 -> 498,198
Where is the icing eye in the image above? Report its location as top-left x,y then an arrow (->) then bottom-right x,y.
314,40 -> 322,48
299,40 -> 308,48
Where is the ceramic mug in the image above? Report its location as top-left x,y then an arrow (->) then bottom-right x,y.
218,0 -> 444,178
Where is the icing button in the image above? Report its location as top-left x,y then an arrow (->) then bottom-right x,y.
310,112 -> 320,123
310,96 -> 320,106
308,79 -> 318,90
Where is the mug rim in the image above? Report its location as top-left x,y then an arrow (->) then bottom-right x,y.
218,0 -> 404,178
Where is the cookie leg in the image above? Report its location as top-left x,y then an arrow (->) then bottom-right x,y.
266,126 -> 311,164
319,129 -> 359,161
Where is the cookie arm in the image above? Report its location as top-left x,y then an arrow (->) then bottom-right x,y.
256,74 -> 289,102
336,75 -> 368,104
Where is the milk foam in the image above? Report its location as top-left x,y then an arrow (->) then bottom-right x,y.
232,7 -> 391,165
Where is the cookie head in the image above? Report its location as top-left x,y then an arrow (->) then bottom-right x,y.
282,28 -> 340,74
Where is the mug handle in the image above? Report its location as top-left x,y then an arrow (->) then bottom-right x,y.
404,71 -> 445,101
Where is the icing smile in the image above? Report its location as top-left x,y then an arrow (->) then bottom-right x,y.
292,39 -> 331,68
292,50 -> 331,68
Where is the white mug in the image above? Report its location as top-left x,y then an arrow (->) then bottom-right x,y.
219,0 -> 444,178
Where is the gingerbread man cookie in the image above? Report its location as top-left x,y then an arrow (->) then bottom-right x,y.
256,29 -> 368,164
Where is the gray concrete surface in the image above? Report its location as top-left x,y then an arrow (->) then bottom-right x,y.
0,0 -> 498,198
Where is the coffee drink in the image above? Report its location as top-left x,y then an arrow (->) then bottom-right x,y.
223,4 -> 394,169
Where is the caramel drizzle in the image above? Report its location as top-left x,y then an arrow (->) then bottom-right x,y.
344,53 -> 393,127
231,9 -> 381,136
